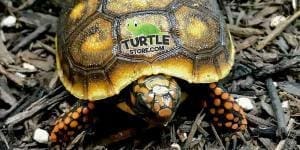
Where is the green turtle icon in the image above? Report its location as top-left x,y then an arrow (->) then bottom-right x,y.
127,19 -> 162,36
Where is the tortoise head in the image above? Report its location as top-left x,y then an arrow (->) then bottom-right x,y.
130,75 -> 181,124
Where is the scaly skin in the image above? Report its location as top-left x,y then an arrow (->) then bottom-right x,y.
50,75 -> 247,147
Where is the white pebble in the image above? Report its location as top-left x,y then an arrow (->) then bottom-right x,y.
273,82 -> 278,87
177,129 -> 187,142
270,16 -> 286,28
33,128 -> 49,144
282,101 -> 289,109
1,16 -> 17,28
22,63 -> 37,71
235,97 -> 254,111
171,143 -> 181,150
15,72 -> 26,78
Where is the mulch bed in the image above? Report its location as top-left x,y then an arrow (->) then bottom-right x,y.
0,0 -> 299,149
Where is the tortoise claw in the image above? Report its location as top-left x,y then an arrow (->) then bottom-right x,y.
223,131 -> 250,150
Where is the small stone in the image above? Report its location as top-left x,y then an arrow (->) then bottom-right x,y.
282,101 -> 289,109
1,16 -> 17,27
22,63 -> 37,71
33,128 -> 49,144
177,129 -> 188,142
273,82 -> 278,87
171,143 -> 181,150
235,97 -> 254,111
15,72 -> 26,78
270,15 -> 286,28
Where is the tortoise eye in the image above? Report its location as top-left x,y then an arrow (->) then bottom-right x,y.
134,21 -> 138,27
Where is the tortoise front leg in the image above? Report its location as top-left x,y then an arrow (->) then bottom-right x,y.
207,83 -> 247,131
50,101 -> 95,144
205,83 -> 248,149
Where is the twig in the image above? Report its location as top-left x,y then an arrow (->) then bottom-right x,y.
266,78 -> 287,138
0,131 -> 9,149
0,38 -> 14,65
255,57 -> 300,78
228,25 -> 264,37
36,40 -> 56,55
256,10 -> 300,50
211,124 -> 225,150
11,24 -> 51,53
183,109 -> 205,149
246,114 -> 276,127
67,131 -> 86,150
0,64 -> 24,87
5,90 -> 67,125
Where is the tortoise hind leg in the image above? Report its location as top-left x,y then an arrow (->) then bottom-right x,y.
50,101 -> 95,144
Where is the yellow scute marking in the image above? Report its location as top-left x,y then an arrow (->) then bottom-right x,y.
187,19 -> 207,39
70,3 -> 85,20
81,33 -> 113,53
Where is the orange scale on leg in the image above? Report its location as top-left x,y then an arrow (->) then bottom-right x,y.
50,133 -> 57,142
221,93 -> 229,100
53,125 -> 59,133
213,98 -> 221,107
229,96 -> 234,101
240,125 -> 247,130
64,117 -> 71,125
233,117 -> 239,123
233,104 -> 240,112
224,102 -> 233,110
210,108 -> 216,115
232,124 -> 238,130
70,120 -> 79,128
58,122 -> 65,130
240,109 -> 246,116
214,88 -> 223,96
68,113 -> 72,117
242,119 -> 248,125
83,107 -> 89,115
217,108 -> 224,115
209,83 -> 217,89
76,107 -> 82,113
225,113 -> 234,121
72,112 -> 80,119
225,122 -> 232,128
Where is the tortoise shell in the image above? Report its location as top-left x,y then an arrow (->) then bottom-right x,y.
56,0 -> 235,100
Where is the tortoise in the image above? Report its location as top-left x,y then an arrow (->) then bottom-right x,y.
50,0 -> 248,145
